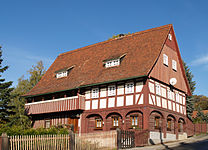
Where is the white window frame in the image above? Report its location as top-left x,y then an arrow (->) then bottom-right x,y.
163,54 -> 168,66
91,88 -> 99,98
56,71 -> 68,78
155,83 -> 161,95
125,82 -> 134,94
108,85 -> 116,96
168,33 -> 172,41
172,60 -> 177,71
167,89 -> 172,100
105,59 -> 120,68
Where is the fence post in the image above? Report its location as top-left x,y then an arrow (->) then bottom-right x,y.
117,128 -> 121,150
1,133 -> 9,150
69,130 -> 75,150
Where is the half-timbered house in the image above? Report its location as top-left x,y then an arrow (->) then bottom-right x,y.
24,24 -> 191,143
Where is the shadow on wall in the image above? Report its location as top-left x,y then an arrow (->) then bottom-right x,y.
149,127 -> 173,150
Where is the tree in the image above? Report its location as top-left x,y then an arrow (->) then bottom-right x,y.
9,61 -> 46,128
0,46 -> 14,125
183,61 -> 196,120
108,32 -> 131,40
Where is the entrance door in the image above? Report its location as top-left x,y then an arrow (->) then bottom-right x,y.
68,118 -> 78,132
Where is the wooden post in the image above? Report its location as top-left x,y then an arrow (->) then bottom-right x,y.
1,133 -> 9,150
69,130 -> 75,150
117,128 -> 121,150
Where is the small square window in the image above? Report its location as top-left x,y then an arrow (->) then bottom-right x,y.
95,118 -> 102,128
163,54 -> 168,66
112,117 -> 119,127
108,85 -> 116,96
125,82 -> 134,94
131,116 -> 138,126
92,88 -> 99,98
45,120 -> 50,129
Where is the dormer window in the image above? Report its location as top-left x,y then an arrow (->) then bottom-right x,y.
105,59 -> 120,68
163,54 -> 168,66
56,71 -> 68,78
55,66 -> 74,79
103,53 -> 126,68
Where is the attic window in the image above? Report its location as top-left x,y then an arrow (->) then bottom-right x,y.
103,53 -> 126,68
55,66 -> 74,79
168,34 -> 172,41
105,59 -> 120,68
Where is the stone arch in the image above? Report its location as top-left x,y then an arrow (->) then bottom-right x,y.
149,110 -> 164,131
85,113 -> 103,133
105,112 -> 123,130
125,110 -> 143,130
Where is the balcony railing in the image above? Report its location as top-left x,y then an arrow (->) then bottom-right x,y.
25,95 -> 85,115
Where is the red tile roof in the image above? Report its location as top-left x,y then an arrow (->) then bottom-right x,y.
24,24 -> 173,97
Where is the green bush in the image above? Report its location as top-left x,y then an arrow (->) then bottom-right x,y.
0,125 -> 69,136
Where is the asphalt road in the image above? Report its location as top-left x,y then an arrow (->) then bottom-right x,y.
165,138 -> 208,150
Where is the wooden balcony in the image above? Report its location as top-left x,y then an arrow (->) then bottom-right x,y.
25,95 -> 85,115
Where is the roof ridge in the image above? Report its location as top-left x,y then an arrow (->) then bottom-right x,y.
59,24 -> 172,56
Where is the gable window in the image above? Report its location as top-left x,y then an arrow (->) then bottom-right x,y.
172,60 -> 177,71
112,117 -> 119,127
105,59 -> 120,68
155,83 -> 161,95
155,116 -> 160,129
168,33 -> 172,41
167,118 -> 172,131
95,118 -> 102,129
92,88 -> 99,98
131,116 -> 138,127
108,85 -> 116,96
163,54 -> 168,66
56,71 -> 68,78
45,119 -> 51,129
125,82 -> 134,94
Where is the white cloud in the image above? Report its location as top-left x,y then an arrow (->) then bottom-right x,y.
191,54 -> 208,66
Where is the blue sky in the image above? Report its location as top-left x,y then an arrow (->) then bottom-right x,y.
0,0 -> 208,96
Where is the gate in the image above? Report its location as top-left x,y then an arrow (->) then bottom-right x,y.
117,129 -> 135,149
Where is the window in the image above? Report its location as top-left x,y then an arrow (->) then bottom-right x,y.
178,120 -> 183,132
45,119 -> 50,129
92,88 -> 99,98
167,119 -> 171,131
95,118 -> 102,128
108,85 -> 116,96
176,93 -> 179,103
172,60 -> 177,71
56,71 -> 68,78
112,117 -> 119,127
155,116 -> 160,129
167,89 -> 172,99
163,54 -> 168,66
105,59 -> 120,68
155,83 -> 161,95
131,116 -> 138,127
168,33 -> 172,41
125,82 -> 134,94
